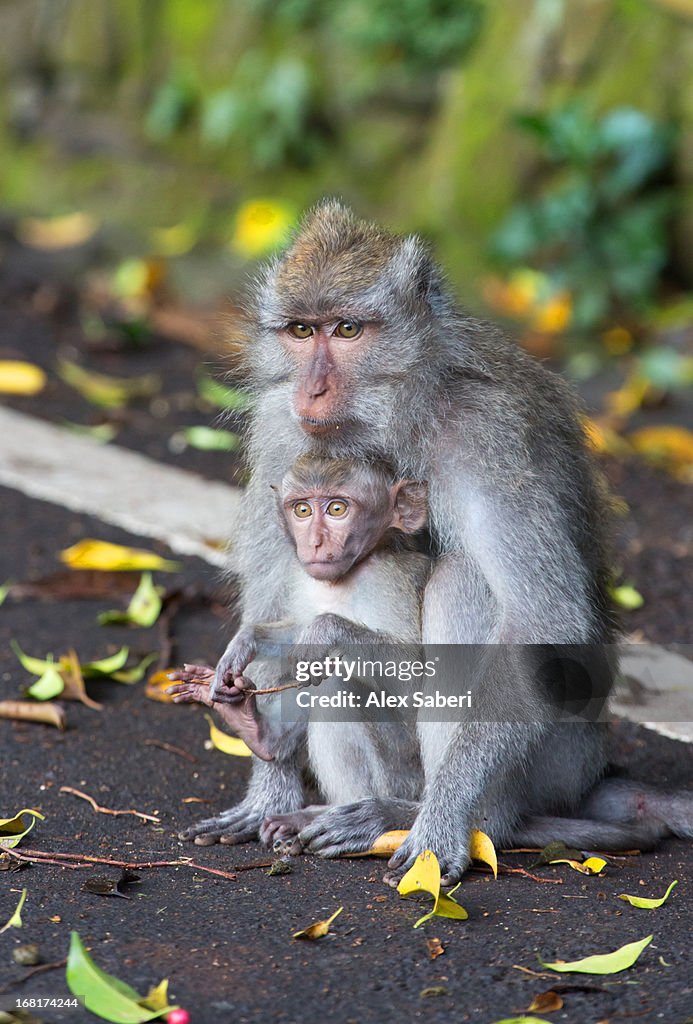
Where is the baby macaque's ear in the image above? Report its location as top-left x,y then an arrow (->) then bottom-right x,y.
391,480 -> 427,534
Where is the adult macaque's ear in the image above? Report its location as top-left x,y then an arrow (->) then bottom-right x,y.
391,480 -> 428,534
388,236 -> 445,315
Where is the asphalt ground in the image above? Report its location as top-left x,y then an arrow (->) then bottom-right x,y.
1,238 -> 692,1024
1,485 -> 692,1024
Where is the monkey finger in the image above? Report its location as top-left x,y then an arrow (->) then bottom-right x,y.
193,834 -> 221,846
219,826 -> 261,845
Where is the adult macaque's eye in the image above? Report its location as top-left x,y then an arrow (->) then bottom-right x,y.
287,323 -> 314,339
293,501 -> 313,518
326,500 -> 348,517
334,320 -> 362,339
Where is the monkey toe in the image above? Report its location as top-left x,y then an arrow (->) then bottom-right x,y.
219,827 -> 259,845
193,834 -> 221,846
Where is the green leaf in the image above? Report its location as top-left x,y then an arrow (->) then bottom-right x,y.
82,648 -> 130,677
27,665 -> 65,701
113,652 -> 158,684
610,584 -> 644,610
66,931 -> 176,1023
173,426 -> 242,452
195,372 -> 252,411
0,888 -> 27,934
98,574 -> 163,628
0,580 -> 12,606
618,880 -> 678,909
11,639 -> 55,675
0,808 -> 45,849
540,935 -> 653,974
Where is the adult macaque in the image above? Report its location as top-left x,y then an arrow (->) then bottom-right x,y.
171,455 -> 430,846
186,202 -> 691,879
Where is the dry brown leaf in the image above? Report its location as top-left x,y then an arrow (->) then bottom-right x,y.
427,937 -> 445,960
60,649 -> 102,710
528,989 -> 564,1013
0,700 -> 66,729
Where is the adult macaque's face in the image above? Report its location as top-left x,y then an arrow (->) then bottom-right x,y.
280,319 -> 376,434
283,488 -> 388,580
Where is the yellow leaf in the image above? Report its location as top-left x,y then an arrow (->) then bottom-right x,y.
581,857 -> 607,875
293,905 -> 343,940
610,584 -> 644,611
530,292 -> 572,334
17,212 -> 98,250
204,714 -> 252,757
618,880 -> 678,909
541,935 -> 653,974
231,199 -> 296,258
606,375 -> 651,419
367,830 -> 409,856
470,829 -> 497,878
628,425 -> 693,481
145,669 -> 179,703
59,540 -> 180,573
58,359 -> 160,409
582,417 -> 632,457
398,851 -> 468,928
0,889 -> 27,934
548,857 -> 605,875
397,849 -> 441,899
0,361 -> 47,396
139,978 -> 170,1011
0,809 -> 45,849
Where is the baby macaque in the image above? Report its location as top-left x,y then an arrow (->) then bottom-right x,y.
168,455 -> 430,848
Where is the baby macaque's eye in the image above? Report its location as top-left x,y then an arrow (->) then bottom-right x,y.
326,500 -> 348,517
334,320 -> 361,339
287,323 -> 313,339
293,501 -> 313,518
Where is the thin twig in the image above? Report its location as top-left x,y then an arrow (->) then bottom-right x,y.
0,959 -> 67,994
144,738 -> 197,763
59,786 -> 160,823
12,846 -> 272,878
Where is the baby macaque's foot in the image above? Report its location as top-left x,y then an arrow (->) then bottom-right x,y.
262,806 -> 326,852
167,668 -> 274,762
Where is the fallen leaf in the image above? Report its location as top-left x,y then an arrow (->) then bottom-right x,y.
58,359 -> 160,409
63,421 -> 118,443
66,931 -> 177,1022
293,906 -> 343,940
427,937 -> 444,959
470,829 -> 498,878
17,212 -> 99,249
82,648 -> 130,676
540,934 -> 653,974
610,585 -> 645,611
145,670 -> 179,703
420,987 -> 449,998
367,830 -> 409,856
60,540 -> 180,573
397,850 -> 468,928
0,360 -> 47,395
83,870 -> 140,900
267,860 -> 293,876
490,1018 -> 552,1023
0,809 -> 45,849
533,841 -> 584,867
0,700 -> 66,728
548,857 -> 605,876
618,880 -> 678,909
26,664 -> 65,701
0,888 -> 27,934
196,373 -> 252,412
98,573 -> 164,627
629,425 -> 693,481
204,714 -> 252,757
59,649 -> 103,709
527,989 -> 564,1012
112,653 -> 158,684
139,978 -> 170,1012
11,638 -> 56,675
171,426 -> 242,452
0,580 -> 11,605
581,857 -> 607,875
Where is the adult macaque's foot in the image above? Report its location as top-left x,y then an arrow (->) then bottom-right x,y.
383,825 -> 470,888
295,799 -> 416,859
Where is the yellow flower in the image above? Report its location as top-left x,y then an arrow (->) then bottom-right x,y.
231,199 -> 296,258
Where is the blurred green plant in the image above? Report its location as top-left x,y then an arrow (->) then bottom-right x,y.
491,104 -> 677,332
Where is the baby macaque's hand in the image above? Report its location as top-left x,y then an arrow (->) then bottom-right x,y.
167,667 -> 274,762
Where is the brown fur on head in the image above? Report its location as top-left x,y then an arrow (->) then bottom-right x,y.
274,201 -> 401,322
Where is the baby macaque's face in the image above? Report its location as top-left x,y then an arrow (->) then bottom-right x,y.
279,463 -> 427,582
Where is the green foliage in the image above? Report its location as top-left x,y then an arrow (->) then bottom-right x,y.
492,104 -> 676,330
